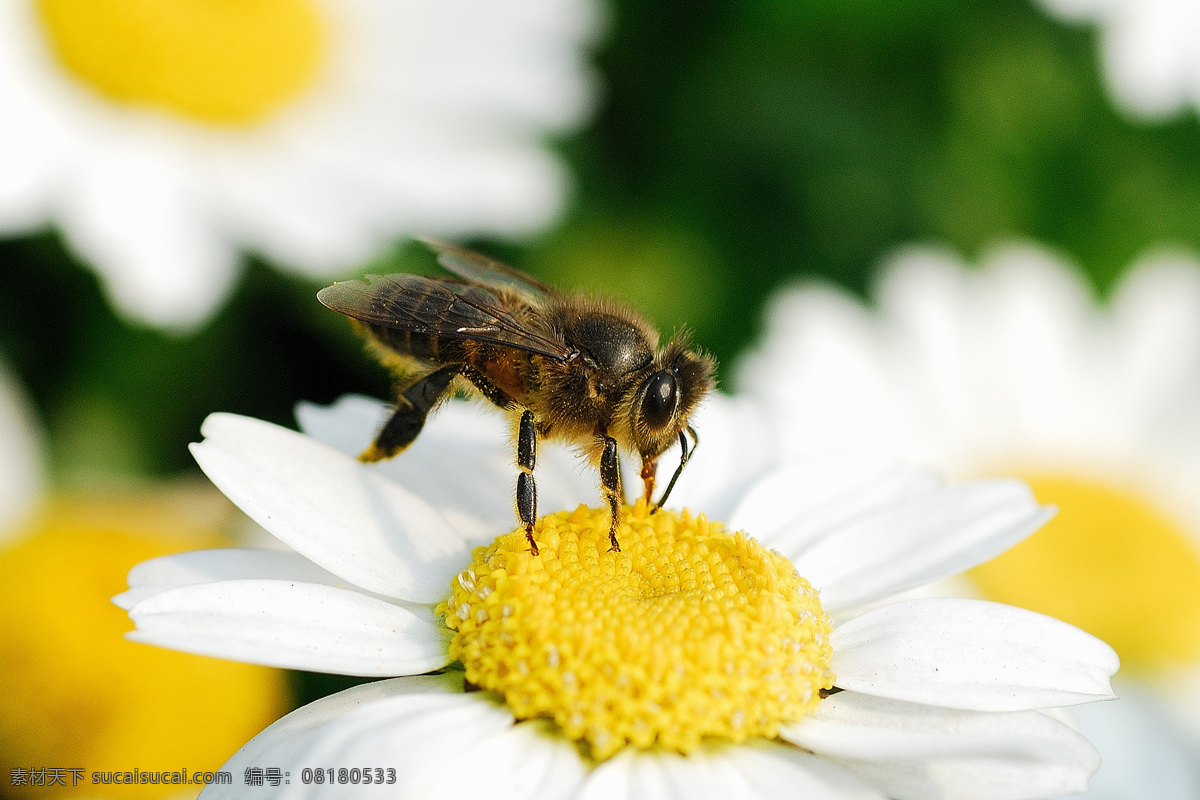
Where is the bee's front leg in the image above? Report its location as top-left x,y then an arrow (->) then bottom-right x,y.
515,409 -> 539,555
652,427 -> 697,512
600,435 -> 622,552
640,455 -> 658,503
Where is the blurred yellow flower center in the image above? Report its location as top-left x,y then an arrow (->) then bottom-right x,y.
970,475 -> 1200,674
0,491 -> 289,799
440,503 -> 834,761
36,0 -> 325,125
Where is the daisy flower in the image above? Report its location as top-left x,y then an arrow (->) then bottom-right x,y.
0,0 -> 599,328
737,241 -> 1200,797
1037,0 -> 1200,120
0,359 -> 291,797
119,393 -> 1118,799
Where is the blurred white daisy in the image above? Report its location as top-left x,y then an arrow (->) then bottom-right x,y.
0,0 -> 599,328
1037,0 -> 1200,120
118,394 -> 1118,799
738,241 -> 1200,798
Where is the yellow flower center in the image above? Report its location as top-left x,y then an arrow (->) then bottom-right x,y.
969,475 -> 1200,675
36,0 -> 326,126
439,503 -> 834,761
0,491 -> 289,799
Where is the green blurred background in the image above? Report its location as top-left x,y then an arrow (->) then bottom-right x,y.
6,0 -> 1199,487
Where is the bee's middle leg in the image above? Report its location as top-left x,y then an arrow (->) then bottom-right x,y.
361,364 -> 460,462
456,366 -> 538,554
600,436 -> 623,552
516,409 -> 539,555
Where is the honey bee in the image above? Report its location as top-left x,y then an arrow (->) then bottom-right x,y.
317,239 -> 716,554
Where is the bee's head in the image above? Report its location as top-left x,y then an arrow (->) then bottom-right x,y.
630,334 -> 716,459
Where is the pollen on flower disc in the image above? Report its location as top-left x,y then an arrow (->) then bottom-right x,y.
36,0 -> 326,125
439,503 -> 835,760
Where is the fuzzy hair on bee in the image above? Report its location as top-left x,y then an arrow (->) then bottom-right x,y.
318,239 -> 716,554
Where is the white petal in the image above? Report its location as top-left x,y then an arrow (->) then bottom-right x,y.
784,691 -> 1093,761
199,674 -> 481,798
294,394 -> 392,458
793,479 -> 1052,612
295,396 -> 518,537
871,244 -> 1112,468
58,142 -> 239,329
577,742 -> 885,800
968,246 -> 1098,453
830,598 -> 1118,710
783,692 -> 1099,800
0,45 -> 61,233
733,284 -> 910,459
295,395 -> 596,541
572,747 -> 635,800
406,719 -> 586,800
293,707 -> 576,800
728,454 -> 939,550
1101,1 -> 1194,119
576,747 -> 744,800
429,719 -> 586,800
127,579 -> 450,676
191,413 -> 471,604
114,547 -> 345,609
728,743 -> 888,800
202,673 -> 585,800
625,748 -> 734,800
1110,254 -> 1200,438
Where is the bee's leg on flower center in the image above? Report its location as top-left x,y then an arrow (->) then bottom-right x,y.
640,454 -> 658,502
600,435 -> 622,552
516,409 -> 540,555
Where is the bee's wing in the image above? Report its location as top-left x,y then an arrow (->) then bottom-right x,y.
318,274 -> 572,360
419,237 -> 554,300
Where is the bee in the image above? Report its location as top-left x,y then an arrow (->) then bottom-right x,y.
317,239 -> 716,554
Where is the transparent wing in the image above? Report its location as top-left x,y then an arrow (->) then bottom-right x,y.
419,237 -> 555,300
317,274 -> 571,360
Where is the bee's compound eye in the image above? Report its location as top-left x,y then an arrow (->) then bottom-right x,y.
641,370 -> 678,429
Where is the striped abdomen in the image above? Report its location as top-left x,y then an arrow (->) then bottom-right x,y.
364,323 -> 472,366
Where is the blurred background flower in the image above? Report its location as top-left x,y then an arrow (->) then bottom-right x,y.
0,359 -> 289,798
1037,0 -> 1200,121
0,0 -> 599,329
6,0 -> 1200,795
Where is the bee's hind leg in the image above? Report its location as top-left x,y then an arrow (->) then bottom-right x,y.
360,364 -> 461,462
516,409 -> 539,555
600,435 -> 623,552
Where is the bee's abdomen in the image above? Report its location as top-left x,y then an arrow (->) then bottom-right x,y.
366,324 -> 469,365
